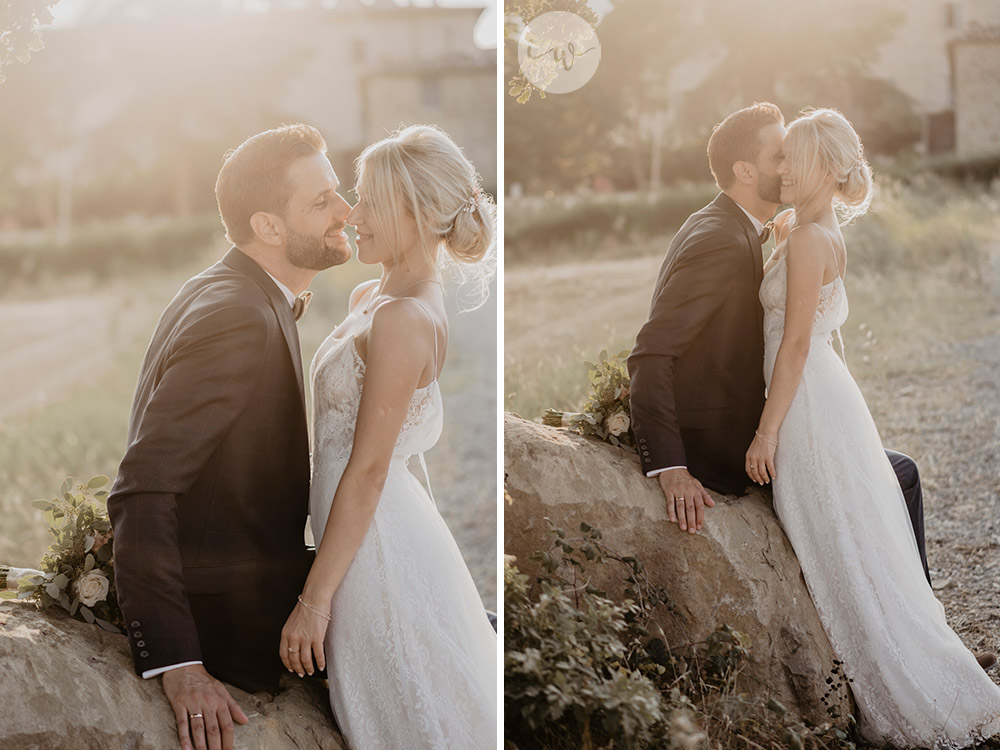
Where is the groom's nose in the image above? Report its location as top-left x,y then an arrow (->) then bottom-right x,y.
331,191 -> 352,220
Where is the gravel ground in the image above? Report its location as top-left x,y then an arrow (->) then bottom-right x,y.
857,255 -> 1000,665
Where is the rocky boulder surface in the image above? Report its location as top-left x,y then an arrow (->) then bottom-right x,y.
0,600 -> 345,749
504,414 -> 851,724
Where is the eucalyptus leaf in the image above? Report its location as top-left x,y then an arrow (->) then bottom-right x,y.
70,597 -> 80,616
60,477 -> 73,496
96,545 -> 112,563
84,535 -> 95,553
95,618 -> 121,634
80,606 -> 95,624
84,554 -> 95,573
59,593 -> 71,611
45,582 -> 60,599
53,573 -> 69,589
0,591 -> 15,600
88,476 -> 110,489
31,499 -> 56,512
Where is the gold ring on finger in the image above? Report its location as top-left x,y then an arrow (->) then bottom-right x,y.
189,713 -> 204,720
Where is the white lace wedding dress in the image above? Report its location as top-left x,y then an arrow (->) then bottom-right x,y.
760,246 -> 1000,748
308,291 -> 497,749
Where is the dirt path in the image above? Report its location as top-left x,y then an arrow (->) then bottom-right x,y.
0,284 -> 157,420
0,274 -> 497,611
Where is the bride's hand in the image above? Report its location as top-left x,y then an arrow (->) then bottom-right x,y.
745,432 -> 777,485
279,596 -> 331,678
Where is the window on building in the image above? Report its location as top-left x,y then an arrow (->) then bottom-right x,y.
944,2 -> 961,29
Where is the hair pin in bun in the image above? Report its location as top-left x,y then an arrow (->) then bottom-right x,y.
463,192 -> 482,214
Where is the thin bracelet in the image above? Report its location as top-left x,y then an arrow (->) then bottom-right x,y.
297,595 -> 332,622
755,430 -> 778,447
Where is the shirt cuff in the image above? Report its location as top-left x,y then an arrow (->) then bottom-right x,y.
647,465 -> 686,478
143,661 -> 203,679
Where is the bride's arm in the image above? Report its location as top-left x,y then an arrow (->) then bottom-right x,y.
746,224 -> 828,485
279,299 -> 433,677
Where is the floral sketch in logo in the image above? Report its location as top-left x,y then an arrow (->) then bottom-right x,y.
516,11 -> 601,95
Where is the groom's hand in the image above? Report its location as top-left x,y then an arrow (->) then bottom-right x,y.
162,664 -> 249,750
657,468 -> 714,533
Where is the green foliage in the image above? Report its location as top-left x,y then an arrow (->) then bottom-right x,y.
16,476 -> 123,633
0,1 -> 58,83
504,518 -> 860,749
504,521 -> 684,749
543,349 -> 636,452
0,214 -> 223,283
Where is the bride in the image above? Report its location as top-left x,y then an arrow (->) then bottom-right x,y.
745,107 -> 1000,747
277,125 -> 497,748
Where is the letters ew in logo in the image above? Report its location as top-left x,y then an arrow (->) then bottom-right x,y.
517,11 -> 601,95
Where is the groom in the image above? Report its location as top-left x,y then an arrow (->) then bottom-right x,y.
626,102 -> 932,575
108,124 -> 352,750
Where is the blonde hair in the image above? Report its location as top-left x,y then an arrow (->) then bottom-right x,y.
355,125 -> 496,307
783,108 -> 873,225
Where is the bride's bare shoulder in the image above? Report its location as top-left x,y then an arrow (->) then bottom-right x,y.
348,279 -> 380,312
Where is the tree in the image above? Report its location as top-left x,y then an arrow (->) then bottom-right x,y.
0,0 -> 59,83
505,0 -> 911,192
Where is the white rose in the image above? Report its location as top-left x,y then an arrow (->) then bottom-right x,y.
606,410 -> 630,437
76,570 -> 110,607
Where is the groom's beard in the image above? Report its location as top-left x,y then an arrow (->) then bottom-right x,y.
286,227 -> 351,271
757,172 -> 782,205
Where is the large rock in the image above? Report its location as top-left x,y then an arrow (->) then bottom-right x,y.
0,600 -> 345,749
504,414 -> 851,724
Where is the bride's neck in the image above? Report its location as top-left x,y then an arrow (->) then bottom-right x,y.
792,198 -> 835,227
377,259 -> 439,298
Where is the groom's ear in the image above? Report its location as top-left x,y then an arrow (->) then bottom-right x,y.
250,211 -> 284,246
732,160 -> 755,186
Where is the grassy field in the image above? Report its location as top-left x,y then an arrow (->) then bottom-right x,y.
0,234 -> 497,610
504,179 -> 999,421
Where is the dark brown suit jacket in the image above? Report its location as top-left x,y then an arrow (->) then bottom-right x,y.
108,247 -> 312,692
628,193 -> 766,495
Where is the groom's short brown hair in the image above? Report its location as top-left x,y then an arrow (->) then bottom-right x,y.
707,103 -> 784,190
215,123 -> 328,246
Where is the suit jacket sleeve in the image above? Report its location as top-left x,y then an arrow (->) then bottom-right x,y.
628,235 -> 743,473
109,303 -> 271,674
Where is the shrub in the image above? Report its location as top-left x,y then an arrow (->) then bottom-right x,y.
504,516 -> 859,750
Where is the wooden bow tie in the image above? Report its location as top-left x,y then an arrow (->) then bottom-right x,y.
292,291 -> 312,322
759,220 -> 775,245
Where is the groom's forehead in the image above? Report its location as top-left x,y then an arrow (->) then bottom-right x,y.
288,153 -> 339,195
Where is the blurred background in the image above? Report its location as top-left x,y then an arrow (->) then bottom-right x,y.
0,0 -> 498,609
505,0 -> 1000,660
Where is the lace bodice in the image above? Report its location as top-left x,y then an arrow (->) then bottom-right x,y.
310,297 -> 443,468
759,253 -> 848,344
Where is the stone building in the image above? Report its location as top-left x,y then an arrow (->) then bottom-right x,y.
949,23 -> 1000,155
279,1 -> 496,187
874,0 -> 1000,154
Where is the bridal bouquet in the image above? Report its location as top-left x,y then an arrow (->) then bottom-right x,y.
2,476 -> 123,633
542,349 -> 636,452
